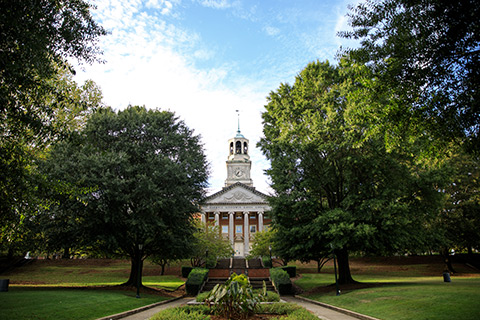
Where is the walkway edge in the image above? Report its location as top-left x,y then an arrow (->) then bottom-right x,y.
96,295 -> 185,320
294,295 -> 380,320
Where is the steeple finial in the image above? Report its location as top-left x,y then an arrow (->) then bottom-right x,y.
235,109 -> 244,138
236,109 -> 240,134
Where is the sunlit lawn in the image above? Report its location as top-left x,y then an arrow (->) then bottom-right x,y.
0,287 -> 169,320
296,272 -> 480,320
0,259 -> 184,319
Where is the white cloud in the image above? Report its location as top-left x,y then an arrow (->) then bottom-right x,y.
197,0 -> 232,9
75,0 -> 272,194
263,25 -> 280,37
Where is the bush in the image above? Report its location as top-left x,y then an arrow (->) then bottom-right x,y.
205,273 -> 265,319
262,255 -> 272,268
151,305 -> 210,320
270,268 -> 292,295
281,266 -> 297,278
185,268 -> 209,295
182,266 -> 194,278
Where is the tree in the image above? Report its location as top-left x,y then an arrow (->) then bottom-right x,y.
41,106 -> 209,286
259,60 -> 442,284
190,221 -> 233,268
340,0 -> 480,154
1,0 -> 106,245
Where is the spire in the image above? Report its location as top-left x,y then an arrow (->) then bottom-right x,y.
235,109 -> 244,138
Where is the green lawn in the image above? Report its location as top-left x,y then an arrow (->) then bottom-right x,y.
296,274 -> 480,320
0,259 -> 184,319
2,259 -> 184,290
0,287 -> 169,320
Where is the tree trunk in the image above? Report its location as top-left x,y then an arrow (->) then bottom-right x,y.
336,248 -> 356,284
441,248 -> 456,273
63,247 -> 70,259
124,249 -> 144,287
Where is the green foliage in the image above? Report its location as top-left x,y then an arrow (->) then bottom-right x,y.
151,306 -> 210,320
186,268 -> 209,295
39,106 -> 210,285
340,0 -> 480,153
262,255 -> 272,268
259,60 -> 444,284
205,273 -> 266,319
190,221 -> 234,268
270,268 -> 292,295
182,266 -> 194,278
248,229 -> 275,259
0,0 -> 106,245
281,266 -> 297,278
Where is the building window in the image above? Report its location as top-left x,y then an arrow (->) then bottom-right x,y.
222,213 -> 228,220
236,141 -> 242,154
264,225 -> 270,232
235,213 -> 242,220
208,213 -> 214,220
250,225 -> 256,233
222,225 -> 228,234
249,214 -> 256,220
236,225 -> 243,234
243,142 -> 248,154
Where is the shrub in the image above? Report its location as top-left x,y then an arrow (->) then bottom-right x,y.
205,273 -> 266,319
182,266 -> 194,278
151,305 -> 210,320
281,266 -> 297,278
270,268 -> 292,295
186,268 -> 209,295
262,255 -> 272,268
195,290 -> 210,302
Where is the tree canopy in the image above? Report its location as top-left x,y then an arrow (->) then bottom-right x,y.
340,0 -> 480,153
259,60 -> 443,284
1,0 -> 106,245
40,106 -> 209,285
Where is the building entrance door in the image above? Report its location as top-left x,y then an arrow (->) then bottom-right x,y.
234,242 -> 244,257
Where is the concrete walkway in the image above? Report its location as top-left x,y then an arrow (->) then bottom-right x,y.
282,296 -> 379,320
99,295 -> 379,320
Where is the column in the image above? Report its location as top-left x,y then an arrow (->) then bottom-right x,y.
258,211 -> 264,232
229,212 -> 234,247
201,212 -> 206,225
214,211 -> 220,227
244,211 -> 249,256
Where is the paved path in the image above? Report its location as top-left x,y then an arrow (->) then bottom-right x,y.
282,296 -> 379,320
99,295 -> 379,320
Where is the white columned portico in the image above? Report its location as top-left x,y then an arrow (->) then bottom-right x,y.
214,211 -> 220,227
258,211 -> 264,232
244,212 -> 249,256
229,211 -> 234,247
201,212 -> 206,225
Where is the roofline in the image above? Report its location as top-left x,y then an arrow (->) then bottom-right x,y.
202,182 -> 270,203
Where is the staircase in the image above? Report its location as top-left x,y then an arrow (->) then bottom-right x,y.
201,257 -> 274,293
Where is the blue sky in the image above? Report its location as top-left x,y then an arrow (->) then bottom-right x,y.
74,0 -> 360,194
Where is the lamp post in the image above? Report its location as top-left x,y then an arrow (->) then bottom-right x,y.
136,244 -> 143,298
330,244 -> 340,296
268,245 -> 272,268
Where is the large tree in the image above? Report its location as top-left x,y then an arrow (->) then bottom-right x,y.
340,0 -> 480,154
1,0 -> 106,242
259,60 -> 442,284
41,106 -> 209,286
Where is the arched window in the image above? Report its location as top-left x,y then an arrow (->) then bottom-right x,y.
230,142 -> 234,155
235,141 -> 242,154
243,142 -> 248,154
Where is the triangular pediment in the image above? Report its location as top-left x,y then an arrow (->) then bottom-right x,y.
203,182 -> 269,204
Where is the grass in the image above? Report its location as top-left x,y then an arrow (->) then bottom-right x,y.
3,259 -> 184,290
294,256 -> 480,320
0,259 -> 185,320
0,287 -> 169,320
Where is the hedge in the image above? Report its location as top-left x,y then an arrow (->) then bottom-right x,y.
185,268 -> 209,295
270,267 -> 292,295
181,266 -> 194,278
281,266 -> 296,278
